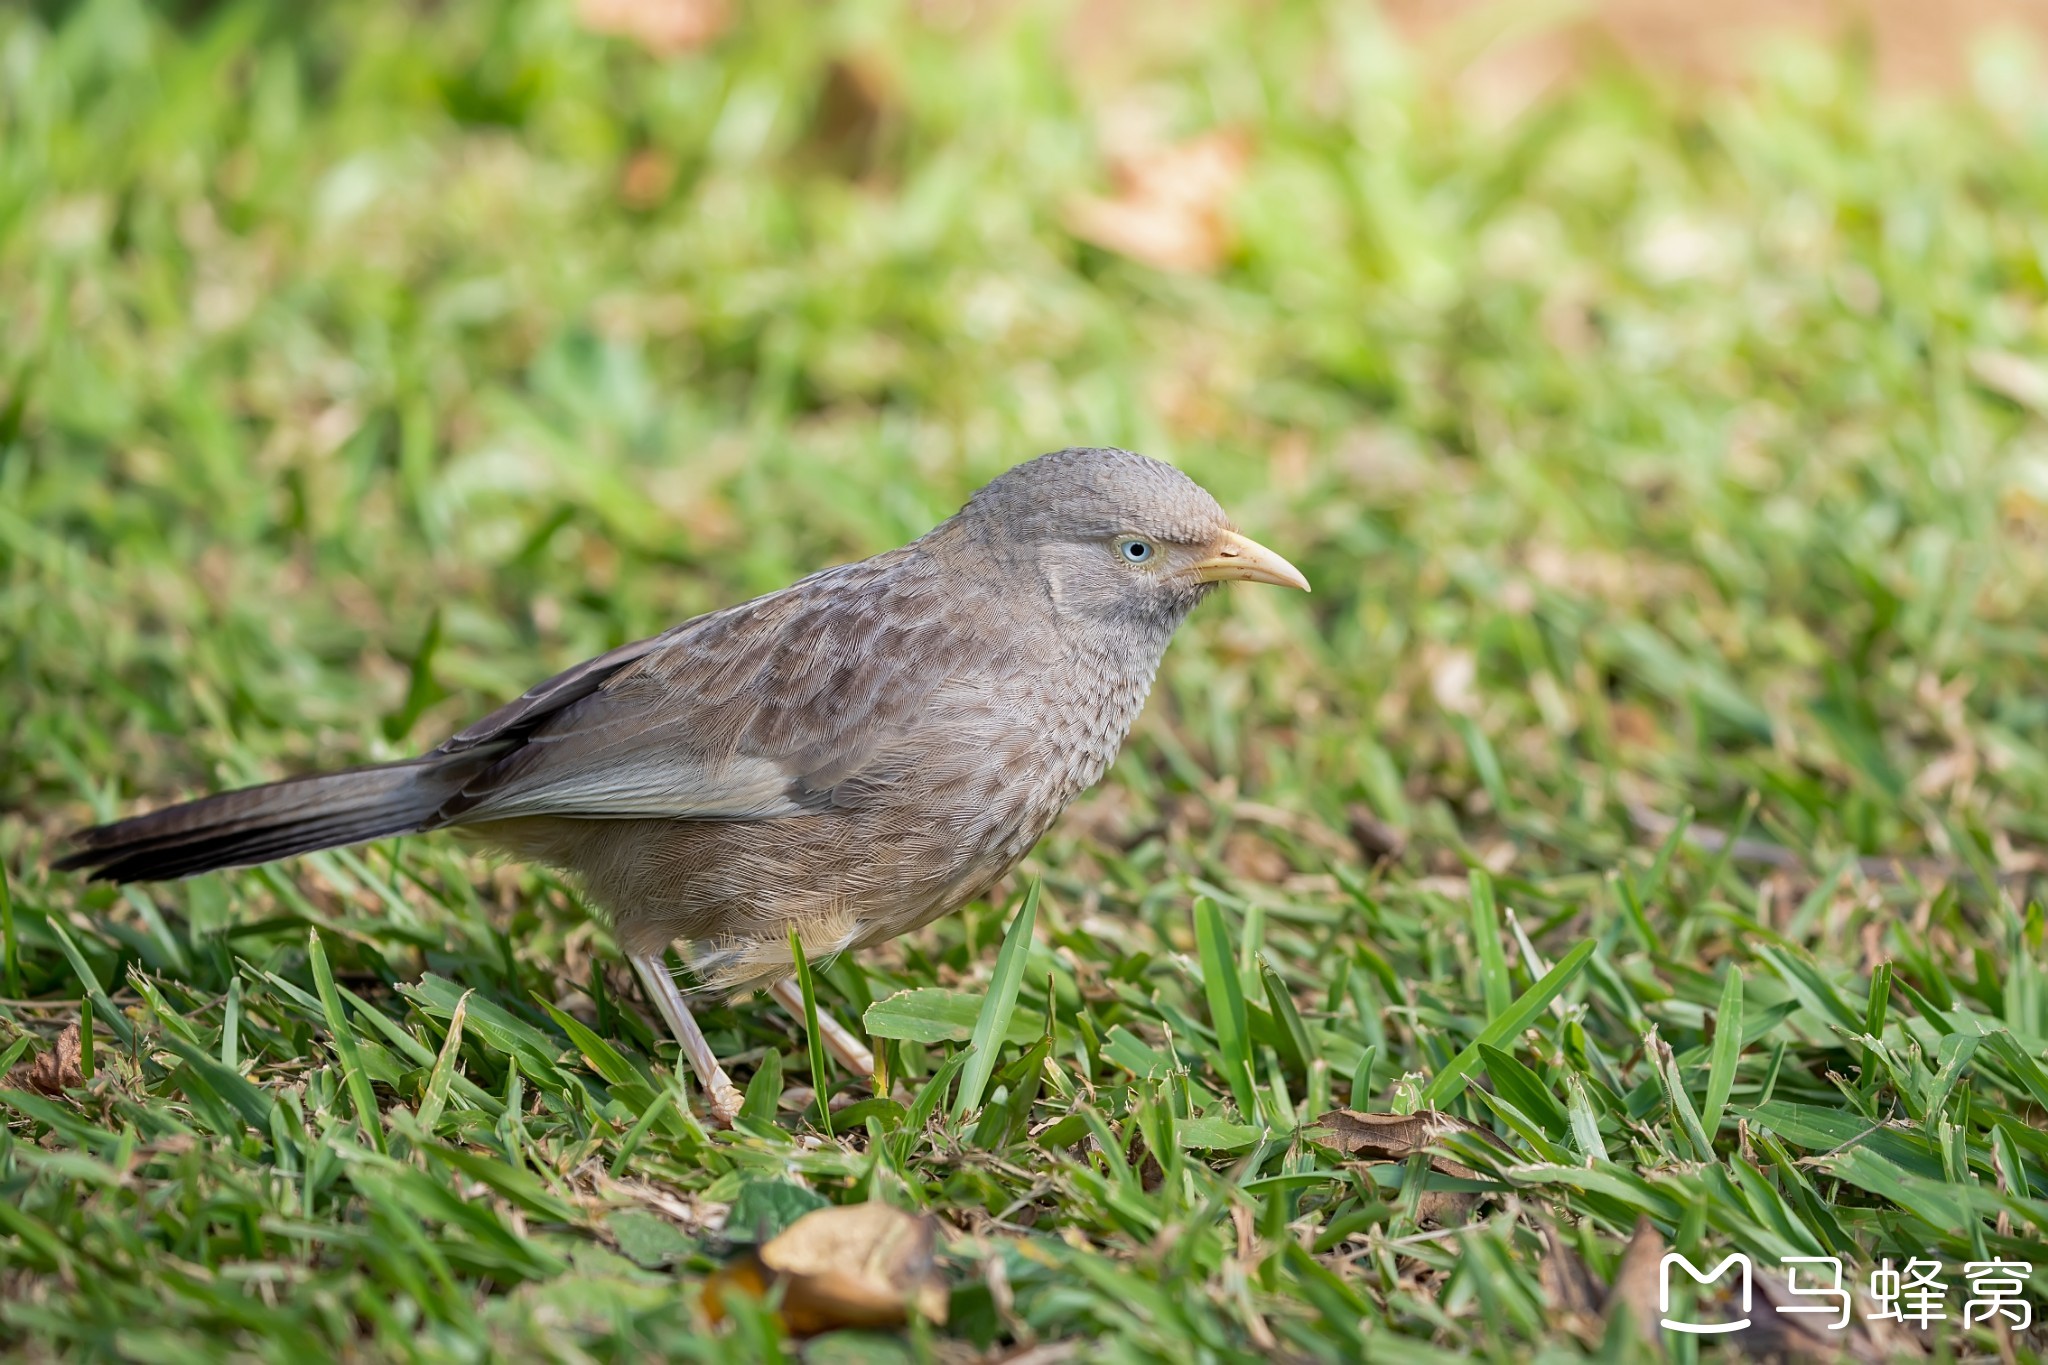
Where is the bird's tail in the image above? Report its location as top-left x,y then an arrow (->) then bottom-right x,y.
55,754 -> 492,884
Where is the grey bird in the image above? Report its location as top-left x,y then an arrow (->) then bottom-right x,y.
58,447 -> 1310,1122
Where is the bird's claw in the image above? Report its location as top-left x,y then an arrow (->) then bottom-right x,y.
703,1079 -> 745,1129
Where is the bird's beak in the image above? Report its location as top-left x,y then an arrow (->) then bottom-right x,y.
1190,530 -> 1311,592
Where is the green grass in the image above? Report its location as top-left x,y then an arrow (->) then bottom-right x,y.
5,0 -> 2048,1358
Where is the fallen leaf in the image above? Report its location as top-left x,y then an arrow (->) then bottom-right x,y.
1345,804 -> 1408,863
804,56 -> 895,175
576,0 -> 728,57
1747,1263 -> 1925,1362
1426,645 -> 1479,717
1065,129 -> 1249,274
1538,1222 -> 1605,1326
1306,1109 -> 1509,1226
1600,1217 -> 1919,1361
1221,830 -> 1290,884
1970,348 -> 2048,417
1603,1215 -> 1665,1346
1612,702 -> 1660,747
704,1202 -> 947,1336
618,149 -> 676,210
1307,1109 -> 1507,1178
12,1024 -> 83,1095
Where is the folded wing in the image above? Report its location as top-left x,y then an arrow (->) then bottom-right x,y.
432,550 -> 976,826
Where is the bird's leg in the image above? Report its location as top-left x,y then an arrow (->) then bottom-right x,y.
629,953 -> 744,1126
768,977 -> 878,1087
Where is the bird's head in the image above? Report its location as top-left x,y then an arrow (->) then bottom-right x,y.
940,447 -> 1309,637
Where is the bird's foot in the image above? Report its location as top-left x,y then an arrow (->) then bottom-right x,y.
702,1075 -> 745,1129
630,952 -> 747,1129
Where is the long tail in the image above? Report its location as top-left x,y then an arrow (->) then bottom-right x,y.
55,754 -> 494,883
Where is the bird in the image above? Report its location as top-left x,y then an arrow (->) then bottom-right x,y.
57,446 -> 1310,1123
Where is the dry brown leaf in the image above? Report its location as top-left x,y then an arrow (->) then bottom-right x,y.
1611,702 -> 1661,748
1747,1264 -> 1926,1363
1065,129 -> 1249,274
1538,1222 -> 1605,1326
1411,1189 -> 1479,1229
576,0 -> 728,57
704,1202 -> 947,1336
1221,830 -> 1290,885
1306,1109 -> 1507,1226
12,1024 -> 83,1096
1346,804 -> 1409,863
1382,0 -> 2048,94
1426,645 -> 1479,717
1970,348 -> 2048,417
1601,1216 -> 1920,1360
805,57 -> 896,175
1604,1215 -> 1666,1346
618,149 -> 676,210
1307,1109 -> 1507,1177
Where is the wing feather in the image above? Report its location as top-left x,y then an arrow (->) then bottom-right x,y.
432,549 -> 989,825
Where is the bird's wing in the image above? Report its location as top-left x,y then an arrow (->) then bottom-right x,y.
435,631 -> 683,755
430,551 -> 1003,825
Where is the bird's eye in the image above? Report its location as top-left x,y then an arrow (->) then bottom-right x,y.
1119,539 -> 1155,564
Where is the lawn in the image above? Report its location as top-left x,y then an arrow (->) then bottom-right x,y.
4,0 -> 2048,1359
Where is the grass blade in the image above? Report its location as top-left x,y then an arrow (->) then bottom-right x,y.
44,915 -> 132,1047
221,976 -> 241,1070
1419,939 -> 1594,1108
1699,790 -> 1760,893
1563,1073 -> 1609,1164
1477,1043 -> 1569,1139
1636,804 -> 1693,908
1467,870 -> 1511,1020
416,991 -> 470,1134
307,929 -> 386,1155
1700,966 -> 1744,1145
609,1085 -> 678,1176
1,863 -> 20,998
788,927 -> 831,1137
1649,1028 -> 1714,1160
1195,896 -> 1258,1121
1864,960 -> 1892,1038
1756,944 -> 1863,1032
864,987 -> 1040,1044
1260,959 -> 1319,1070
952,880 -> 1039,1118
1923,1032 -> 1980,1125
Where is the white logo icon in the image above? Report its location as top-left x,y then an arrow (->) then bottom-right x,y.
1661,1252 -> 1753,1334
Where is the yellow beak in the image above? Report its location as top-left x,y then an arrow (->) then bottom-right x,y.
1190,530 -> 1311,592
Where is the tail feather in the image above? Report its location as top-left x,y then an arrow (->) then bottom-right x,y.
56,754 -> 496,883
77,812 -> 402,883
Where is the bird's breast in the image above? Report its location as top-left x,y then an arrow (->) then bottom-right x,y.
935,635 -> 1165,859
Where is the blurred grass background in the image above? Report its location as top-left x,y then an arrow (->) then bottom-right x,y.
6,0 -> 2048,1358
